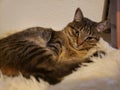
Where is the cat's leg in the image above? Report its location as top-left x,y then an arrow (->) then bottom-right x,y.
92,50 -> 106,58
47,38 -> 63,56
81,50 -> 106,67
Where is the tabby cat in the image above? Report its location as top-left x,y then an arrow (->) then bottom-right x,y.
0,8 -> 110,84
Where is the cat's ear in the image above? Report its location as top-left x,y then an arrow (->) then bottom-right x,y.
74,8 -> 84,22
96,20 -> 110,32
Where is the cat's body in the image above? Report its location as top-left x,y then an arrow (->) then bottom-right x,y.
0,26 -> 94,84
0,8 -> 110,84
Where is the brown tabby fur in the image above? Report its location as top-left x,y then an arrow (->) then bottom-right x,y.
0,8 -> 110,84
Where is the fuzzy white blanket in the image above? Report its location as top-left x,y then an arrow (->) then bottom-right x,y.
0,38 -> 120,90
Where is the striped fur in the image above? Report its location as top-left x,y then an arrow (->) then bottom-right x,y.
0,8 -> 110,84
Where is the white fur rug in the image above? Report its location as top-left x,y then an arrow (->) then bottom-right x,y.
0,38 -> 120,90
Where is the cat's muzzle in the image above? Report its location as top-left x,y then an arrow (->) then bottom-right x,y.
78,36 -> 99,50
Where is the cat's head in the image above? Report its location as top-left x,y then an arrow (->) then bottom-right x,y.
64,8 -> 110,50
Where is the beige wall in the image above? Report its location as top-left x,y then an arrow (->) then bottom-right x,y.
0,0 -> 105,34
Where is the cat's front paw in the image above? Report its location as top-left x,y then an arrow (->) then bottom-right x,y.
92,50 -> 106,58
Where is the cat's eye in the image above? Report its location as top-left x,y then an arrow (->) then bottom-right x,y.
86,36 -> 97,41
75,31 -> 79,36
87,37 -> 93,40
